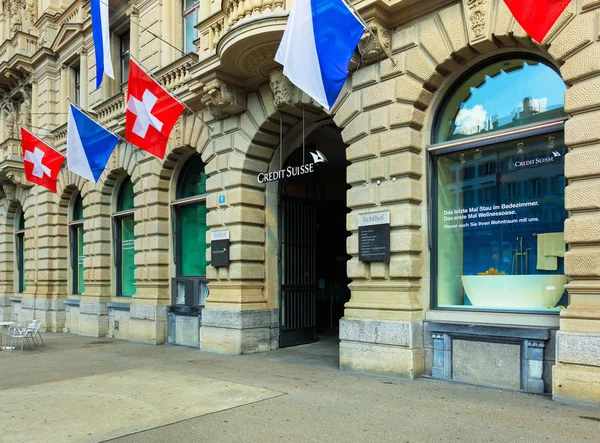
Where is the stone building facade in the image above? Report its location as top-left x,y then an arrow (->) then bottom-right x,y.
0,0 -> 599,406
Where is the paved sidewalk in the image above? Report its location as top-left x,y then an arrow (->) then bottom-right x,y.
0,333 -> 598,443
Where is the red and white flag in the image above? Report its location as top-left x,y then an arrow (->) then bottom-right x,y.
504,0 -> 572,43
125,58 -> 185,159
21,127 -> 65,193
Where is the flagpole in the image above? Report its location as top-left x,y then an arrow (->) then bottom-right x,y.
128,55 -> 213,132
342,0 -> 397,67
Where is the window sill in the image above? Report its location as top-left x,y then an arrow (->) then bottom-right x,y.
63,299 -> 81,307
107,301 -> 131,311
425,309 -> 560,328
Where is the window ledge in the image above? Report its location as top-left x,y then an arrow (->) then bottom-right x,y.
107,302 -> 131,311
63,299 -> 81,307
425,309 -> 560,329
428,321 -> 551,340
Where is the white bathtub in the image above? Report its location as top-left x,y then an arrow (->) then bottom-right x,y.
461,275 -> 567,309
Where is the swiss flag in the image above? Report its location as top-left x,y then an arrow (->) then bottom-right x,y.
125,59 -> 185,159
21,127 -> 65,193
504,0 -> 572,43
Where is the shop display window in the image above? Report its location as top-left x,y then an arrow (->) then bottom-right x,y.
432,56 -> 568,313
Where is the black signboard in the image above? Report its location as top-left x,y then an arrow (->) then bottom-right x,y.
358,211 -> 390,262
211,230 -> 230,267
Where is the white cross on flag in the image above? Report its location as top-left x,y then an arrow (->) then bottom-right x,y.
21,127 -> 65,193
125,58 -> 185,159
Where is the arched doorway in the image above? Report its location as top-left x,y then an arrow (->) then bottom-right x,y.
278,123 -> 350,348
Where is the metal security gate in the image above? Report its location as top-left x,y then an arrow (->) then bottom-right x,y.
279,196 -> 317,347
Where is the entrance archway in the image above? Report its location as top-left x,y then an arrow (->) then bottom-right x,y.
277,122 -> 350,348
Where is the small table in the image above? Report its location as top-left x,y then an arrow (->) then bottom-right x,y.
0,321 -> 15,351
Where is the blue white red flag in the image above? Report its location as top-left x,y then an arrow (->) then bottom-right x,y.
275,0 -> 365,110
67,104 -> 119,183
91,0 -> 114,89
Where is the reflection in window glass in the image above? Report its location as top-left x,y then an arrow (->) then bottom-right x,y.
115,179 -> 136,297
435,133 -> 568,312
179,203 -> 209,276
435,58 -> 566,143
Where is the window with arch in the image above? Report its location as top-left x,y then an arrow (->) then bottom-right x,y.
15,209 -> 26,294
69,194 -> 85,295
171,155 -> 209,308
114,179 -> 136,297
431,55 -> 569,313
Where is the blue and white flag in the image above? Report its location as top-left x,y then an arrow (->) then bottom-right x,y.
67,104 -> 119,183
275,0 -> 365,110
91,0 -> 114,89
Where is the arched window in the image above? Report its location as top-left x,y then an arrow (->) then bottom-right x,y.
171,155 -> 209,308
431,55 -> 568,314
15,209 -> 26,294
434,56 -> 566,143
114,179 -> 136,297
69,194 -> 85,295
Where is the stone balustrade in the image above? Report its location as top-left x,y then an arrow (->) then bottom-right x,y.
198,0 -> 288,57
52,124 -> 68,149
0,31 -> 37,65
95,93 -> 126,128
56,0 -> 87,26
155,56 -> 196,95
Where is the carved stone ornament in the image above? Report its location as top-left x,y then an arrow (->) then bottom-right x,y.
467,0 -> 486,40
200,79 -> 246,120
269,67 -> 295,109
8,171 -> 33,189
357,21 -> 390,65
2,183 -> 17,203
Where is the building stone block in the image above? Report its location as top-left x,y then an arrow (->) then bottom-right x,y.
380,53 -> 404,80
352,64 -> 379,89
419,18 -> 451,66
228,262 -> 265,280
438,3 -> 467,54
229,244 -> 265,261
565,77 -> 600,114
340,341 -> 424,379
334,93 -> 361,128
339,318 -> 423,347
362,80 -> 395,110
391,25 -> 417,53
389,255 -> 423,278
565,148 -> 600,179
200,308 -> 273,354
395,75 -> 433,108
565,215 -> 600,243
565,110 -> 600,147
565,248 -> 600,276
557,331 -> 600,366
390,230 -> 423,253
379,178 -> 422,204
347,257 -> 369,279
389,103 -> 425,129
565,181 -> 600,211
553,363 -> 600,406
346,135 -> 379,161
369,107 -> 388,133
342,113 -> 370,144
452,339 -> 521,390
369,158 -> 386,180
561,43 -> 600,84
548,13 -> 593,61
347,162 -> 368,185
347,185 -> 376,208
380,127 -> 422,154
370,262 -> 387,278
389,152 -> 422,177
169,314 -> 200,348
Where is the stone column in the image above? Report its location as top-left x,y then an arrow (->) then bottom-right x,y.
60,64 -> 68,124
129,6 -> 140,61
19,186 -> 37,325
160,0 -> 175,66
31,81 -> 38,130
128,156 -> 169,344
553,38 -> 600,405
333,62 -> 425,379
32,190 -> 66,331
79,48 -> 88,110
78,188 -> 110,337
